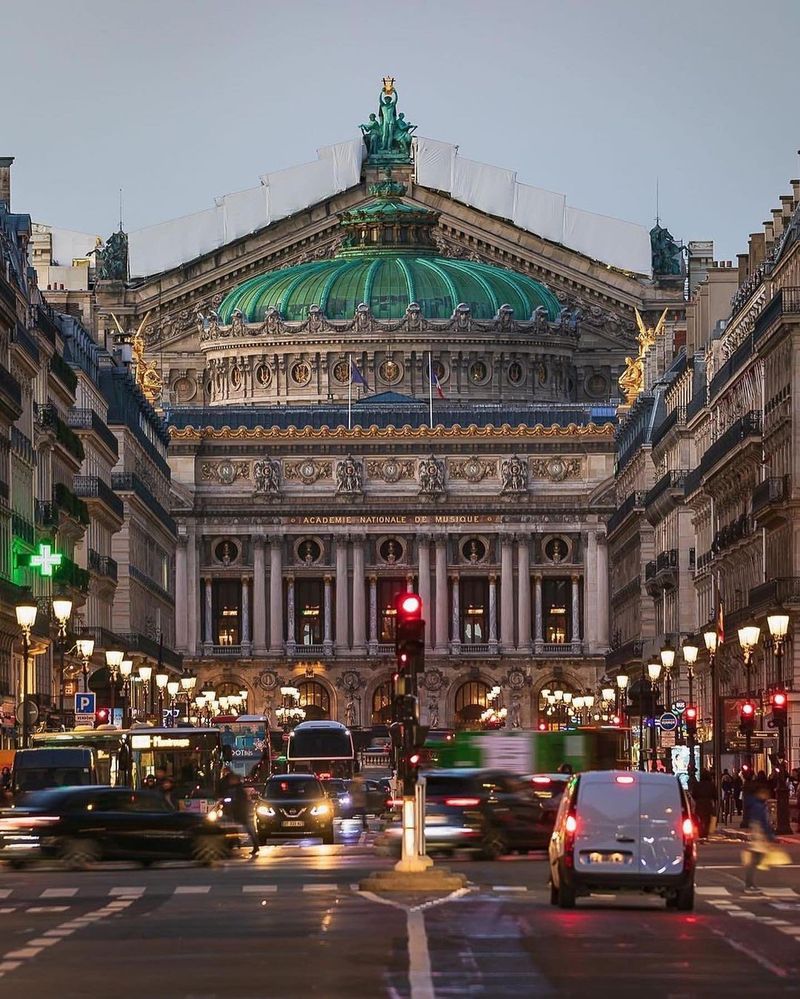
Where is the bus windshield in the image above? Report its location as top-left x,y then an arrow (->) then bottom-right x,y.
31,730 -> 124,785
287,724 -> 355,778
212,716 -> 270,782
128,730 -> 222,800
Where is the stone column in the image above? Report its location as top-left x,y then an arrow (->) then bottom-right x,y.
241,577 -> 251,654
323,575 -> 333,655
352,538 -> 366,654
585,530 -> 598,651
517,535 -> 532,653
187,528 -> 199,656
335,538 -> 349,653
203,577 -> 213,650
571,574 -> 581,651
488,574 -> 498,651
596,535 -> 610,648
368,574 -> 378,654
450,573 -> 461,651
434,536 -> 449,653
500,536 -> 514,651
269,538 -> 283,653
417,537 -> 432,649
286,575 -> 296,654
253,537 -> 267,654
534,574 -> 544,652
175,535 -> 188,651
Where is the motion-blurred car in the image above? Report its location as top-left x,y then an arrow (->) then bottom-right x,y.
255,774 -> 334,844
321,778 -> 352,817
383,768 -> 542,859
523,773 -> 571,847
0,786 -> 238,868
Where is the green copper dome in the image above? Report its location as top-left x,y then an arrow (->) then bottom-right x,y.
218,254 -> 561,323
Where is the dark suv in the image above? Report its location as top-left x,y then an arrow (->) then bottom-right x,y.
388,768 -> 542,859
256,774 -> 334,844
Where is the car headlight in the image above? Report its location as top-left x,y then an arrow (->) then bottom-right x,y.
311,804 -> 330,817
340,795 -> 351,805
206,810 -> 220,822
257,805 -> 275,817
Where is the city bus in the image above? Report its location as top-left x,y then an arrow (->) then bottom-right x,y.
31,727 -> 127,786
210,714 -> 271,784
286,720 -> 355,779
127,727 -> 229,812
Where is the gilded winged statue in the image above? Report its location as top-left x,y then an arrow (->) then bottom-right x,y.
618,307 -> 669,406
110,312 -> 163,406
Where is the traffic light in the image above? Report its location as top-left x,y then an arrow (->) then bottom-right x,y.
771,690 -> 788,727
684,705 -> 698,737
395,592 -> 425,692
94,707 -> 110,728
739,701 -> 756,735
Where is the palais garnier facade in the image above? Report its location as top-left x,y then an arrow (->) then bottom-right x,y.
88,82 -> 684,730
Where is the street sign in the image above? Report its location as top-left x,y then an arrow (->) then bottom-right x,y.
658,711 -> 679,732
74,692 -> 95,715
15,699 -> 38,726
672,700 -> 686,714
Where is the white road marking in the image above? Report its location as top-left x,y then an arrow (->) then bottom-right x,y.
709,925 -> 789,978
493,885 -> 527,893
0,962 -> 21,973
302,883 -> 339,892
26,906 -> 69,914
0,908 -> 15,915
174,886 -> 211,894
5,948 -> 43,959
407,909 -> 434,999
779,927 -> 800,936
0,890 -> 11,899
242,885 -> 278,893
109,887 -> 145,896
761,888 -> 797,897
26,938 -> 59,948
40,888 -> 78,898
697,886 -> 730,895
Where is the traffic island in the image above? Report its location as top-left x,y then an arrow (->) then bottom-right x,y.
359,867 -> 468,892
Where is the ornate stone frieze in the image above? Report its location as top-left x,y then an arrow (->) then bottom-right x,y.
447,456 -> 497,483
418,456 -> 446,496
366,458 -> 415,483
171,422 -> 616,442
253,458 -> 281,496
500,455 -> 528,492
335,456 -> 363,495
201,460 -> 250,484
284,459 -> 332,485
530,457 -> 582,482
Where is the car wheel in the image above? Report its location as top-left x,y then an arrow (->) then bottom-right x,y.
192,835 -> 227,867
557,870 -> 576,909
478,825 -> 508,861
7,859 -> 27,870
59,837 -> 100,870
674,884 -> 694,911
549,881 -> 558,906
321,826 -> 335,845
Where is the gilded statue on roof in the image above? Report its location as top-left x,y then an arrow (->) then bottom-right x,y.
617,307 -> 668,407
110,311 -> 163,407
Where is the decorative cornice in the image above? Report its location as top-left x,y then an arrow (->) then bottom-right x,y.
169,422 -> 616,443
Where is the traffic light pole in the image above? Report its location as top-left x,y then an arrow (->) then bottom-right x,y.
773,639 -> 792,835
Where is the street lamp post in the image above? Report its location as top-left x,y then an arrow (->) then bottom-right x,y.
738,625 -> 761,772
616,673 -> 629,724
767,611 -> 791,834
647,661 -> 663,771
75,639 -> 95,696
15,594 -> 38,749
105,650 -> 124,724
638,667 -> 647,772
52,595 -> 72,725
682,642 -> 699,782
119,659 -> 133,728
180,672 -> 197,724
155,670 -> 169,725
137,665 -> 152,721
660,641 -> 676,773
167,680 -> 180,726
703,630 -> 721,804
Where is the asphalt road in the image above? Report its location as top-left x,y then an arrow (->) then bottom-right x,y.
2,825 -> 800,998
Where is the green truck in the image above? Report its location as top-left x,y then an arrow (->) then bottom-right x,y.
435,727 -> 629,774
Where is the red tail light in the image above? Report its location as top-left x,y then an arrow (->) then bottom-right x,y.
564,811 -> 578,867
682,817 -> 694,839
531,776 -> 552,785
444,797 -> 480,807
565,814 -> 578,834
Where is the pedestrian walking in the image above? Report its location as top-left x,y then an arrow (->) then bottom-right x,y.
350,772 -> 369,831
691,770 -> 717,840
732,770 -> 743,817
741,785 -> 789,891
227,772 -> 259,858
721,769 -> 734,824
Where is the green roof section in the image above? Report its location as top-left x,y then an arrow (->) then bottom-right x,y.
218,254 -> 561,324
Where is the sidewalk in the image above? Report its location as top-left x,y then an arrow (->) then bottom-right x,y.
713,821 -> 800,844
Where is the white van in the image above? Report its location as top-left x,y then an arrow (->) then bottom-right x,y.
548,770 -> 696,910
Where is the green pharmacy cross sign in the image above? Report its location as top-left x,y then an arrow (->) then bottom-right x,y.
19,543 -> 64,577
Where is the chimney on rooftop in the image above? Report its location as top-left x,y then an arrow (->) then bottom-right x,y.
0,157 -> 13,210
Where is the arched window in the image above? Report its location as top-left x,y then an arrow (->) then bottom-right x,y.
298,681 -> 330,721
454,680 -> 491,728
371,680 -> 393,725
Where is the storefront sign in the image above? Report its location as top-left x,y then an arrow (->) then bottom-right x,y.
288,514 -> 499,526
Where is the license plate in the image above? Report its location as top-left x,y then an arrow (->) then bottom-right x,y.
282,820 -> 304,828
426,815 -> 448,825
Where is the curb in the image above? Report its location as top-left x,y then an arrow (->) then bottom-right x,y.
359,868 -> 469,893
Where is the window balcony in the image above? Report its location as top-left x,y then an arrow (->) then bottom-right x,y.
88,548 -> 118,582
67,408 -> 119,459
74,475 -> 125,524
211,644 -> 242,657
53,556 -> 90,593
606,491 -> 646,536
53,481 -> 90,526
644,470 -> 689,511
112,474 -> 176,536
749,576 -> 800,610
751,475 -> 790,524
0,363 -> 22,421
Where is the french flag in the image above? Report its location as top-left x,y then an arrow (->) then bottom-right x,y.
429,359 -> 446,399
350,358 -> 369,390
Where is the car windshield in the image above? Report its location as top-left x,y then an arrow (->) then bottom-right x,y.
425,776 -> 480,797
264,779 -> 323,799
324,780 -> 348,794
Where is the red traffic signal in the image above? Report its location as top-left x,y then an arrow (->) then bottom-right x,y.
397,593 -> 423,620
740,701 -> 756,734
771,690 -> 788,726
684,705 -> 698,736
94,707 -> 110,727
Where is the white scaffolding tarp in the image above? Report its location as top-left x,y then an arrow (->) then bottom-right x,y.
129,207 -> 222,277
48,226 -> 99,265
215,185 -> 269,244
262,159 -> 335,223
318,138 -> 364,193
414,135 -> 651,275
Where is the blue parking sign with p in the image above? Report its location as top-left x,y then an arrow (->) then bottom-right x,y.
74,692 -> 95,714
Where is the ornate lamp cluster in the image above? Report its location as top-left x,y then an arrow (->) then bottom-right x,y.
480,686 -> 507,729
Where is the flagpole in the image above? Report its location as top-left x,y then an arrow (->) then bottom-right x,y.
427,351 -> 433,428
348,353 -> 352,431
